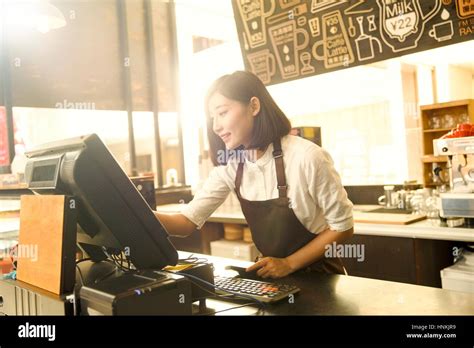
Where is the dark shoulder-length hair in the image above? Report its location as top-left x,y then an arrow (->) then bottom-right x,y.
205,71 -> 292,166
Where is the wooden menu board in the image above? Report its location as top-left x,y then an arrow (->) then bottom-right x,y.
232,0 -> 474,85
16,195 -> 77,295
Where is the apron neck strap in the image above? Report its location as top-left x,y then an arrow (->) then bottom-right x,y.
272,138 -> 287,198
234,137 -> 287,199
235,161 -> 244,198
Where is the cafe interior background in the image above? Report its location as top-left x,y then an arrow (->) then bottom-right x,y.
0,0 -> 473,293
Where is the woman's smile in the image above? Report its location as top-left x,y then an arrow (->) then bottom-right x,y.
220,132 -> 231,143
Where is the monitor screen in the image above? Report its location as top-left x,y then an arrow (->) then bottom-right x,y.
24,134 -> 178,270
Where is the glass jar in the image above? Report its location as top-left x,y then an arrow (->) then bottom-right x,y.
425,195 -> 441,226
442,114 -> 456,129
459,113 -> 469,124
428,115 -> 441,129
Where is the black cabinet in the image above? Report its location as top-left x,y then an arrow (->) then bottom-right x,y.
342,234 -> 456,287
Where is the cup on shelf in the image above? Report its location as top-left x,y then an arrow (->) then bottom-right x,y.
442,114 -> 456,129
459,113 -> 469,124
428,116 -> 441,129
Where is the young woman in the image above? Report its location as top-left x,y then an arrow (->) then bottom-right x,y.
156,71 -> 354,279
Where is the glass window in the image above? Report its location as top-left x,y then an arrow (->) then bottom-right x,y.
13,107 -> 131,173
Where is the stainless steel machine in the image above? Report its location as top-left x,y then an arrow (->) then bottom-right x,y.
434,136 -> 474,221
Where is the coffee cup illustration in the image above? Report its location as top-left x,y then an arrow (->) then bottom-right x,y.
312,11 -> 355,69
355,35 -> 382,61
269,20 -> 309,79
377,0 -> 441,52
247,49 -> 276,84
429,21 -> 454,42
236,0 -> 276,49
354,16 -> 382,61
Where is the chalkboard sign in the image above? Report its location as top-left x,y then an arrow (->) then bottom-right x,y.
232,0 -> 474,85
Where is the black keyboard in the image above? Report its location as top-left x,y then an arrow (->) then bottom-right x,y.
214,276 -> 300,303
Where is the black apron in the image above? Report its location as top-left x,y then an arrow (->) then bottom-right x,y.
234,138 -> 345,275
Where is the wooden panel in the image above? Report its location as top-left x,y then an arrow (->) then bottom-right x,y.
200,222 -> 225,255
414,239 -> 455,287
421,155 -> 448,163
420,99 -> 474,111
342,234 -> 417,284
16,195 -> 76,294
343,234 -> 457,287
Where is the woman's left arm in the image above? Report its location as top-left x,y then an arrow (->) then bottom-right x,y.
246,227 -> 353,279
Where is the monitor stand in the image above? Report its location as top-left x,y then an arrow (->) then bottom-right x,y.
75,259 -> 122,288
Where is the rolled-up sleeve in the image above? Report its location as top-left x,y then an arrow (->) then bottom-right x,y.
181,166 -> 232,229
306,148 -> 354,232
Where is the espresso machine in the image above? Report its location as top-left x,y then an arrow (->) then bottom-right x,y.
434,136 -> 474,225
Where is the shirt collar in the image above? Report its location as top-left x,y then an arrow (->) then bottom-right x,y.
245,142 -> 275,167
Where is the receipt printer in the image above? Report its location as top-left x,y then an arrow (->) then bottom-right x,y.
79,270 -> 192,315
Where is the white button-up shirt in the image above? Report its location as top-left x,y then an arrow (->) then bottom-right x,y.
182,135 -> 354,234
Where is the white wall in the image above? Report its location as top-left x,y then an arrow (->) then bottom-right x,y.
416,65 -> 435,107
472,76 -> 474,98
267,60 -> 409,185
436,65 -> 473,102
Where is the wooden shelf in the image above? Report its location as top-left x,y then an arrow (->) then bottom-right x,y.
0,184 -> 28,190
423,128 -> 452,133
422,155 -> 448,163
425,182 -> 446,187
420,99 -> 473,111
420,99 -> 473,187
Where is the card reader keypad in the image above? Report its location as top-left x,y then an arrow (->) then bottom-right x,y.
214,276 -> 300,303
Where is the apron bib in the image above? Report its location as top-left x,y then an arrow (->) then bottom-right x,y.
234,138 -> 345,275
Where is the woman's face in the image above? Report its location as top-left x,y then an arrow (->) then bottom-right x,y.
208,92 -> 258,150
